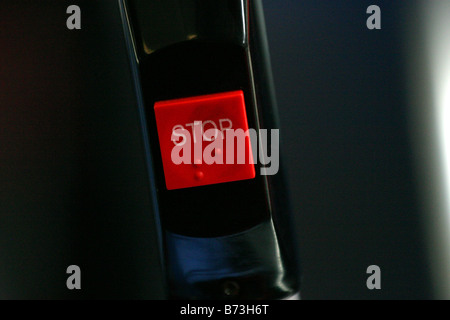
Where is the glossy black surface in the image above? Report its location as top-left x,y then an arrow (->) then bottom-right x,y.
122,0 -> 300,299
125,0 -> 271,238
128,0 -> 246,56
165,220 -> 297,299
139,41 -> 271,237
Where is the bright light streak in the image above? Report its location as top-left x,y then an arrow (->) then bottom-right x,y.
423,0 -> 450,298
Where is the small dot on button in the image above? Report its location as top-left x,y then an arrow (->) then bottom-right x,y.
194,170 -> 204,181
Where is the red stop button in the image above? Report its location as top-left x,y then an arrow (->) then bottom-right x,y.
154,90 -> 256,190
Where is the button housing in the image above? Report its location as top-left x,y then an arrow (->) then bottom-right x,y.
139,41 -> 269,237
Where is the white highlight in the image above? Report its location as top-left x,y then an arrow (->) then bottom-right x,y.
413,0 -> 450,299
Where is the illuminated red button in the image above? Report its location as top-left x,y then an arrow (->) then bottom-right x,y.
154,90 -> 255,190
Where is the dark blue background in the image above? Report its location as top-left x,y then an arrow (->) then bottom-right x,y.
263,0 -> 431,299
0,1 -> 432,299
